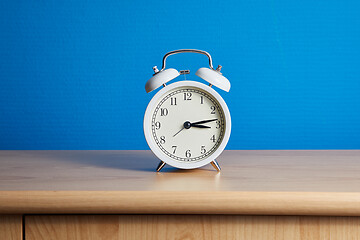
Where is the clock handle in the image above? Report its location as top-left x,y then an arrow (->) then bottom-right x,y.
159,49 -> 219,72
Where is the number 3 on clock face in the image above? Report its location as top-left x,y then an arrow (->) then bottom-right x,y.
144,81 -> 231,169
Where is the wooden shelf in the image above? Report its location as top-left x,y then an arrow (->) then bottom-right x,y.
1,150 -> 360,215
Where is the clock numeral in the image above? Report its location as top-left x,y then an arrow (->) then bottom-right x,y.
160,136 -> 166,144
210,106 -> 216,114
185,149 -> 191,158
184,92 -> 192,101
200,96 -> 204,104
154,121 -> 161,130
216,120 -> 221,129
201,145 -> 206,154
160,108 -> 168,116
172,145 -> 177,154
170,97 -> 177,106
210,135 -> 216,143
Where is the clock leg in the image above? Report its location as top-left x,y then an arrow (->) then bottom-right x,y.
156,161 -> 166,172
210,160 -> 221,172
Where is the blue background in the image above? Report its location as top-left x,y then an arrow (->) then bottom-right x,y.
0,1 -> 359,150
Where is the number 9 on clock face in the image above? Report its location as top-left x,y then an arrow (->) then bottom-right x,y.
144,81 -> 231,169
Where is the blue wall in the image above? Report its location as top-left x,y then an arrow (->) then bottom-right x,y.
0,1 -> 359,150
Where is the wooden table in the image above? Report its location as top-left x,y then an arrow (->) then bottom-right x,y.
1,150 -> 360,239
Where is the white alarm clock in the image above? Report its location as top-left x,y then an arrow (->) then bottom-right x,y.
144,49 -> 231,172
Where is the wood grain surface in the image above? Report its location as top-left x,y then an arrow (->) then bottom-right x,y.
25,215 -> 360,240
1,150 -> 360,191
0,150 -> 360,215
0,215 -> 22,240
1,191 -> 360,216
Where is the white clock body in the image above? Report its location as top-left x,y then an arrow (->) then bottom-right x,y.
144,81 -> 231,169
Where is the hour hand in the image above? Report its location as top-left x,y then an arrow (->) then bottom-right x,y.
191,124 -> 211,128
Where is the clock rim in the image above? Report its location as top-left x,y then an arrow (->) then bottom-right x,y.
144,80 -> 231,169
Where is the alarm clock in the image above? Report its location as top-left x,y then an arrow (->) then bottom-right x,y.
144,49 -> 231,172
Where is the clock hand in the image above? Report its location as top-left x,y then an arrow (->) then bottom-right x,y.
173,119 -> 212,137
191,119 -> 218,125
173,120 -> 212,137
191,124 -> 211,128
173,121 -> 191,137
173,126 -> 185,137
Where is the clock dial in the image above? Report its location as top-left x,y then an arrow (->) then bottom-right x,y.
151,86 -> 226,162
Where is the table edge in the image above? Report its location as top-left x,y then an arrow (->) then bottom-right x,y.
1,191 -> 360,216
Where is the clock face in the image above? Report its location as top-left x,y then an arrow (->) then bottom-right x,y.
150,86 -> 226,163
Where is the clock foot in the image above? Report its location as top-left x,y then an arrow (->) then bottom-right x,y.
210,160 -> 221,172
156,161 -> 166,172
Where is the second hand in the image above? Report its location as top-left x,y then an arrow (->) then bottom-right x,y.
173,127 -> 185,137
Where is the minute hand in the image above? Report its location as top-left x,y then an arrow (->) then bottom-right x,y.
191,119 -> 218,125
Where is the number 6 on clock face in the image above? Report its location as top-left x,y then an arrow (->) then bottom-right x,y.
144,81 -> 231,170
